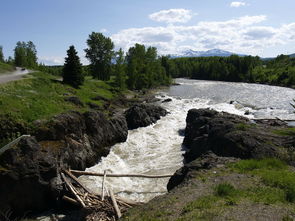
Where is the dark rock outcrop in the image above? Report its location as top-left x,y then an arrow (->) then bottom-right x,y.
124,104 -> 167,130
168,152 -> 238,191
183,108 -> 292,163
168,108 -> 295,192
0,110 -> 128,217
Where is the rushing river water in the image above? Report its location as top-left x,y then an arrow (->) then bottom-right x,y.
79,79 -> 295,203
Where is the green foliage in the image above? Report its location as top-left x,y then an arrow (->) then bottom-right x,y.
231,158 -> 287,172
85,32 -> 114,81
62,45 -> 84,88
114,48 -> 126,90
126,44 -> 171,90
167,54 -> 295,87
0,46 -> 4,62
231,158 -> 295,202
214,183 -> 236,197
0,72 -> 117,124
0,62 -> 14,74
260,170 -> 295,202
235,123 -> 253,131
14,41 -> 37,68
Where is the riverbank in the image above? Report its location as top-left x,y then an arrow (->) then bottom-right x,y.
123,109 -> 295,221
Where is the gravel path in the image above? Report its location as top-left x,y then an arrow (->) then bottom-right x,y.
0,67 -> 32,84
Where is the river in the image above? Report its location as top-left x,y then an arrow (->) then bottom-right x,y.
79,79 -> 295,203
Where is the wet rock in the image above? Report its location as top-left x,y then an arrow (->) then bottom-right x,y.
124,104 -> 168,130
162,98 -> 172,103
64,96 -> 84,106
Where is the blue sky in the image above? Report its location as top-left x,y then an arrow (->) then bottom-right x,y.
1,0 -> 295,64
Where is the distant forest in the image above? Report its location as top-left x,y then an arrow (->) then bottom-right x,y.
166,54 -> 295,87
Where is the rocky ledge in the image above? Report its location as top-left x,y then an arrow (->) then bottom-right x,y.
169,108 -> 295,189
123,108 -> 295,221
0,104 -> 167,218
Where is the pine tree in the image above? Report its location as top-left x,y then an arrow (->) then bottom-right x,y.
62,45 -> 84,88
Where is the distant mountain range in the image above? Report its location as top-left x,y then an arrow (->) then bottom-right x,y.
170,49 -> 247,58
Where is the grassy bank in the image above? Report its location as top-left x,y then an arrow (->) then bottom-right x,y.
0,71 -> 122,144
123,158 -> 295,221
0,62 -> 14,74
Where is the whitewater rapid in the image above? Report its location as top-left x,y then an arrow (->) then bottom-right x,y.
79,79 -> 295,203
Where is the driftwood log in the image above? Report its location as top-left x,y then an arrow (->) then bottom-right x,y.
70,170 -> 173,178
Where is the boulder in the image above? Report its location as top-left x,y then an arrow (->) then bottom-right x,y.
124,104 -> 168,130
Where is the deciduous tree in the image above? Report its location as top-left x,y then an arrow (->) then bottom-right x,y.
85,32 -> 114,80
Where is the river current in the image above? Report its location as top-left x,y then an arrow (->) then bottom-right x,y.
79,79 -> 295,202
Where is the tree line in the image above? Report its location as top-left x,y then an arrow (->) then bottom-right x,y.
164,55 -> 295,87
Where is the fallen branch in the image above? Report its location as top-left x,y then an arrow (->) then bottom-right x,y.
62,195 -> 79,206
102,170 -> 107,201
70,170 -> 173,178
63,169 -> 93,194
109,188 -> 122,219
61,172 -> 86,208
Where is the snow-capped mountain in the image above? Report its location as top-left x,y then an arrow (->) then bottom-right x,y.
170,49 -> 246,58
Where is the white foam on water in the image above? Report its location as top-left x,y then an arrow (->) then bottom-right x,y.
79,79 -> 295,203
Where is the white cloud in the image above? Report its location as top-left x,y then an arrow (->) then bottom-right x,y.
111,15 -> 295,56
39,56 -> 64,65
230,1 -> 246,8
149,9 -> 194,24
100,28 -> 108,33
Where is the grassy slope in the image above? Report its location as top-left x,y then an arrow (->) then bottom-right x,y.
0,71 -> 117,124
123,159 -> 295,221
0,62 -> 14,74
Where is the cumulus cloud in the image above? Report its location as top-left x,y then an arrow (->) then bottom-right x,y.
149,9 -> 194,24
39,56 -> 64,65
111,15 -> 295,56
230,1 -> 246,7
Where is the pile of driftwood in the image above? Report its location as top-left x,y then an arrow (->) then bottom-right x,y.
60,169 -> 138,221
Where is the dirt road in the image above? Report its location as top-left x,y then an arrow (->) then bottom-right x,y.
0,67 -> 32,84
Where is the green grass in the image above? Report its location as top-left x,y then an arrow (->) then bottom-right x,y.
214,183 -> 236,197
0,72 -> 118,123
235,123 -> 255,131
230,158 -> 287,172
0,71 -> 121,145
272,128 -> 295,136
231,158 -> 295,202
0,62 -> 14,74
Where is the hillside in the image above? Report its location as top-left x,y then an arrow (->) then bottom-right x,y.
0,62 -> 14,74
0,71 -> 128,146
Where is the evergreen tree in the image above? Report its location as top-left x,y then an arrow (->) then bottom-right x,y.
114,48 -> 126,89
0,46 -> 4,62
85,32 -> 114,80
62,45 -> 84,88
